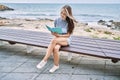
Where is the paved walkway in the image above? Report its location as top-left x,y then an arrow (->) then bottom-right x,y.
0,42 -> 120,80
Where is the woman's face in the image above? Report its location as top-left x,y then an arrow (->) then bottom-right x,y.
60,9 -> 67,20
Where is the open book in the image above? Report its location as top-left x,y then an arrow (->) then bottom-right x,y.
46,25 -> 62,34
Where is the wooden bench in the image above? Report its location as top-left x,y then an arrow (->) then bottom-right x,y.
0,28 -> 120,63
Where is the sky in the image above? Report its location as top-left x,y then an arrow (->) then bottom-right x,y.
0,0 -> 120,3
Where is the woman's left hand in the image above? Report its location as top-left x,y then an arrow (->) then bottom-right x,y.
54,33 -> 60,37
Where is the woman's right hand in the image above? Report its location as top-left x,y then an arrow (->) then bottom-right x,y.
51,32 -> 55,35
51,32 -> 60,37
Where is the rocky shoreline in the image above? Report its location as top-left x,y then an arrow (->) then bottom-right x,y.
0,4 -> 14,11
97,20 -> 120,30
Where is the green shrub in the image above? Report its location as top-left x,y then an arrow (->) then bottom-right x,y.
92,35 -> 99,38
113,37 -> 120,40
104,31 -> 112,35
84,28 -> 91,32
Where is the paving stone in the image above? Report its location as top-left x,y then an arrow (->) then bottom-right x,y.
79,59 -> 106,65
35,74 -> 70,80
0,44 -> 120,80
1,44 -> 26,52
71,75 -> 104,80
0,73 -> 8,79
2,54 -> 29,62
31,48 -> 46,56
73,64 -> 105,75
105,65 -> 120,76
26,55 -> 44,62
43,67 -> 74,74
0,62 -> 23,72
13,62 -> 51,73
0,50 -> 15,56
1,73 -> 38,80
104,76 -> 120,80
43,60 -> 77,74
0,55 -> 13,61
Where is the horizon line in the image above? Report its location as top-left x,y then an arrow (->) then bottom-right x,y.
1,2 -> 120,4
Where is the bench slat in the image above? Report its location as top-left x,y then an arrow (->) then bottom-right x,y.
105,53 -> 120,59
101,49 -> 120,55
61,47 -> 106,58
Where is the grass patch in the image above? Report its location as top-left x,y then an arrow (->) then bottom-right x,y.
113,37 -> 120,40
92,35 -> 99,38
104,31 -> 112,35
84,28 -> 91,32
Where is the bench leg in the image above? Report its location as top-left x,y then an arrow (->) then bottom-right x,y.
111,59 -> 119,63
67,53 -> 72,61
26,45 -> 34,53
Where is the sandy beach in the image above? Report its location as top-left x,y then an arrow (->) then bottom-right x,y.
0,18 -> 120,40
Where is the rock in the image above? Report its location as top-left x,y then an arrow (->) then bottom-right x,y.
107,24 -> 112,27
109,20 -> 114,23
37,18 -> 54,21
35,26 -> 39,29
84,23 -> 88,26
0,17 -> 7,19
113,22 -> 120,27
25,19 -> 33,21
106,22 -> 112,27
0,4 -> 14,11
97,20 -> 106,25
112,22 -> 120,30
44,18 -> 54,21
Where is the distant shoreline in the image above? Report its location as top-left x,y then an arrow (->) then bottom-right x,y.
1,3 -> 120,4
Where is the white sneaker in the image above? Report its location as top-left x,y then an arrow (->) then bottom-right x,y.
49,65 -> 59,73
36,60 -> 47,69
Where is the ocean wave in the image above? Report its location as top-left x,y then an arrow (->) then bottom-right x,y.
0,11 -> 114,18
76,14 -> 114,18
17,13 -> 57,16
0,11 -> 117,22
0,11 -> 58,16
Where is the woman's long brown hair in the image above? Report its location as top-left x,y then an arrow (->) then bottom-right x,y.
62,5 -> 76,34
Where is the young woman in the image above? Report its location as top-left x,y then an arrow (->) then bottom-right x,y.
37,5 -> 76,73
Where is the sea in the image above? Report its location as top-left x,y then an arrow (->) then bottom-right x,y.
0,3 -> 120,22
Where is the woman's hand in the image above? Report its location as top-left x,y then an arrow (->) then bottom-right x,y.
51,32 -> 55,35
51,32 -> 70,37
54,33 -> 60,37
51,32 -> 60,37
